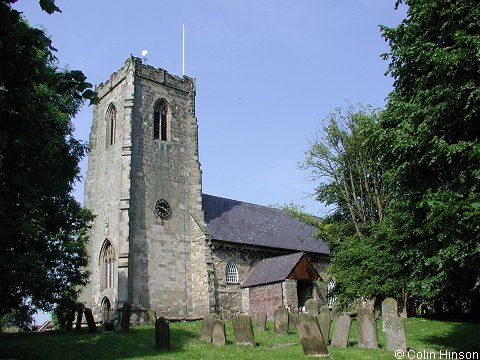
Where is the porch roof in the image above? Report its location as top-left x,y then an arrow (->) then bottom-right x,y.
241,252 -> 320,288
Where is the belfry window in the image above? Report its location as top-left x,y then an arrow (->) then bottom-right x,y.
100,240 -> 115,291
154,100 -> 168,141
106,104 -> 117,146
225,260 -> 239,284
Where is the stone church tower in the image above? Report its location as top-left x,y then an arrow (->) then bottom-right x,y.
81,57 -> 212,321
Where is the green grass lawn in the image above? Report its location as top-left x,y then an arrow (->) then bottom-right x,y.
1,318 -> 479,359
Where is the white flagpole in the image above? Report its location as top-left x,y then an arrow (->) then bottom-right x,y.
182,24 -> 185,76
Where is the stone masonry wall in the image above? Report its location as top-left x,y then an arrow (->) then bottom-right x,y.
81,58 -> 210,321
80,58 -> 135,320
282,279 -> 298,312
210,242 -> 330,320
210,244 -> 284,319
129,59 -> 208,318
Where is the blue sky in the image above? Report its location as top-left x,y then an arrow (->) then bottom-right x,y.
14,1 -> 406,218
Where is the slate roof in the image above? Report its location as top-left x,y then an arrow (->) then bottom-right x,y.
202,194 -> 329,255
241,252 -> 310,288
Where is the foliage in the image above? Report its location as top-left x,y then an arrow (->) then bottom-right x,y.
327,222 -> 405,309
299,105 -> 400,307
0,1 -> 96,319
379,0 -> 480,315
54,291 -> 83,331
301,104 -> 387,239
0,306 -> 34,332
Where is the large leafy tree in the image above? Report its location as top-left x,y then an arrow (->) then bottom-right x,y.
302,105 -> 387,239
0,0 -> 96,322
301,105 -> 404,307
380,0 -> 480,315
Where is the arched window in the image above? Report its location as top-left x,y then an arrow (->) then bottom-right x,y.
100,240 -> 115,291
106,104 -> 117,146
326,279 -> 336,309
153,100 -> 168,141
225,260 -> 239,284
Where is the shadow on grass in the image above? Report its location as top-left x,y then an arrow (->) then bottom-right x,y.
417,320 -> 480,352
0,326 -> 200,360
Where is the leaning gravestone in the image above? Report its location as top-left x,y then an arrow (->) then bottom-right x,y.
331,314 -> 352,347
148,309 -> 157,325
385,316 -> 407,352
274,305 -> 289,335
155,317 -> 170,351
200,313 -> 217,342
296,313 -> 329,356
256,312 -> 267,332
232,315 -> 255,347
305,299 -> 319,315
121,302 -> 132,332
212,319 -> 226,346
317,313 -> 331,345
84,308 -> 97,333
288,313 -> 297,332
75,308 -> 83,331
357,308 -> 379,349
382,298 -> 398,331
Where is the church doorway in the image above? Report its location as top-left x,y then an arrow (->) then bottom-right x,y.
297,280 -> 313,310
101,297 -> 111,323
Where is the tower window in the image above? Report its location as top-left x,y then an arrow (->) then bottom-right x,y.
100,240 -> 115,291
225,260 -> 239,284
106,104 -> 117,146
154,100 -> 168,141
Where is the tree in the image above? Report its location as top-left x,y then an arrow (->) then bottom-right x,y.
0,0 -> 96,320
380,0 -> 480,316
301,104 -> 387,238
300,105 -> 404,307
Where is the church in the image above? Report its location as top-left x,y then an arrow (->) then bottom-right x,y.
80,57 -> 331,323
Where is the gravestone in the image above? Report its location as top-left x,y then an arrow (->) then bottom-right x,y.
84,308 -> 97,333
256,312 -> 267,332
319,305 -> 331,321
104,322 -> 114,331
212,319 -> 226,346
382,298 -> 398,331
330,314 -> 351,347
305,299 -> 319,315
200,313 -> 217,342
385,316 -> 407,352
75,308 -> 83,331
296,313 -> 329,356
155,317 -> 170,351
317,313 -> 331,345
148,309 -> 157,325
274,305 -> 289,335
121,302 -> 132,332
232,315 -> 255,347
331,302 -> 340,322
288,313 -> 297,332
357,308 -> 379,349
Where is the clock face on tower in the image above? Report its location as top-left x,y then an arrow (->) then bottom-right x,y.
155,199 -> 171,220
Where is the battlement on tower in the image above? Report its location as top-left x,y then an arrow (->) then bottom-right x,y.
96,57 -> 195,100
